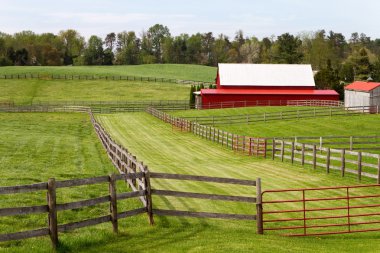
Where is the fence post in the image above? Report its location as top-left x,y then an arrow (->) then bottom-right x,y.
109,174 -> 118,233
341,149 -> 346,177
377,154 -> 380,184
358,152 -> 362,182
326,148 -> 331,174
312,145 -> 317,169
143,166 -> 154,225
301,143 -> 305,166
256,178 -> 263,235
132,156 -> 137,187
291,142 -> 295,164
281,141 -> 284,162
47,178 -> 58,249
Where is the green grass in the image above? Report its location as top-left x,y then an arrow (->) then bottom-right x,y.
173,106 -> 380,138
2,112 -> 380,252
171,106 -> 303,117
217,114 -> 380,138
0,113 -> 142,253
0,79 -> 191,105
91,112 -> 380,253
0,64 -> 216,82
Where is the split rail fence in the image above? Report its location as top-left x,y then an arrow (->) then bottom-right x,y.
182,105 -> 379,126
271,135 -> 380,152
0,173 -> 147,248
0,112 -> 262,248
91,111 -> 261,222
0,102 -> 193,113
0,73 -> 213,86
271,140 -> 380,182
146,107 -> 267,157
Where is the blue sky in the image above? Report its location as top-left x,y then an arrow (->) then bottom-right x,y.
1,0 -> 380,40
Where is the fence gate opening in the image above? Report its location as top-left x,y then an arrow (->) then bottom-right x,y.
262,184 -> 380,236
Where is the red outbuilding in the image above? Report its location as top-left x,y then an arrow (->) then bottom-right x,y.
198,64 -> 339,108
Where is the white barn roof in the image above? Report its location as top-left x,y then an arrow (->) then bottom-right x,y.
218,64 -> 315,87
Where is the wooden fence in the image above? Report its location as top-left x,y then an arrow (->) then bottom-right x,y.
0,112 -> 262,248
271,135 -> 380,152
271,140 -> 380,182
146,107 -> 267,157
0,73 -> 213,86
182,105 -> 379,126
287,100 -> 344,107
0,103 -> 193,113
0,173 -> 147,248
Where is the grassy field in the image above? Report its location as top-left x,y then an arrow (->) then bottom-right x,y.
0,113 -> 144,253
0,79 -> 191,105
93,112 -> 380,253
171,106 -> 303,117
0,64 -> 216,82
1,112 -> 380,252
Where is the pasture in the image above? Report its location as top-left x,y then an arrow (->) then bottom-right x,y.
0,79 -> 190,105
1,64 -> 380,252
172,107 -> 380,138
93,112 -> 380,252
0,64 -> 216,82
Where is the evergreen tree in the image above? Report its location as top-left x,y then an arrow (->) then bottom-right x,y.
189,85 -> 196,105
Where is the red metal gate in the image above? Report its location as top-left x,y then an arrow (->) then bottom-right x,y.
261,184 -> 380,236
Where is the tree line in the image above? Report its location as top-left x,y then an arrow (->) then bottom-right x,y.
1,25 -> 380,91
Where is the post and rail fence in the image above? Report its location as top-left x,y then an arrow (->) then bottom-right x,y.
181,105 -> 379,126
0,72 -> 214,87
0,111 -> 262,248
270,140 -> 380,183
146,107 -> 267,157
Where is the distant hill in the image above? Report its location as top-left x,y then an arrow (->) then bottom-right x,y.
0,64 -> 217,82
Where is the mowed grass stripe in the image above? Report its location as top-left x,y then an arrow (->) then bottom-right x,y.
96,113 -> 375,199
93,112 -> 380,253
173,107 -> 380,138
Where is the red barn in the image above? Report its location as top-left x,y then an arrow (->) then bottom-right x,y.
199,64 -> 339,108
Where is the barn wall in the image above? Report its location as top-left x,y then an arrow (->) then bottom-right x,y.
218,86 -> 315,90
345,90 -> 370,107
202,93 -> 339,107
370,87 -> 380,106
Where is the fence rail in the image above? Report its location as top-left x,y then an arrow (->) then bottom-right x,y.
271,140 -> 380,182
146,107 -> 267,157
182,105 -> 379,126
1,111 -> 262,248
270,135 -> 380,152
0,73 -> 213,86
0,174 -> 147,247
0,101 -> 194,113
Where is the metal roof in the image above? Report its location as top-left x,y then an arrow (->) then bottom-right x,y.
344,81 -> 380,92
218,63 -> 315,87
201,89 -> 338,95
